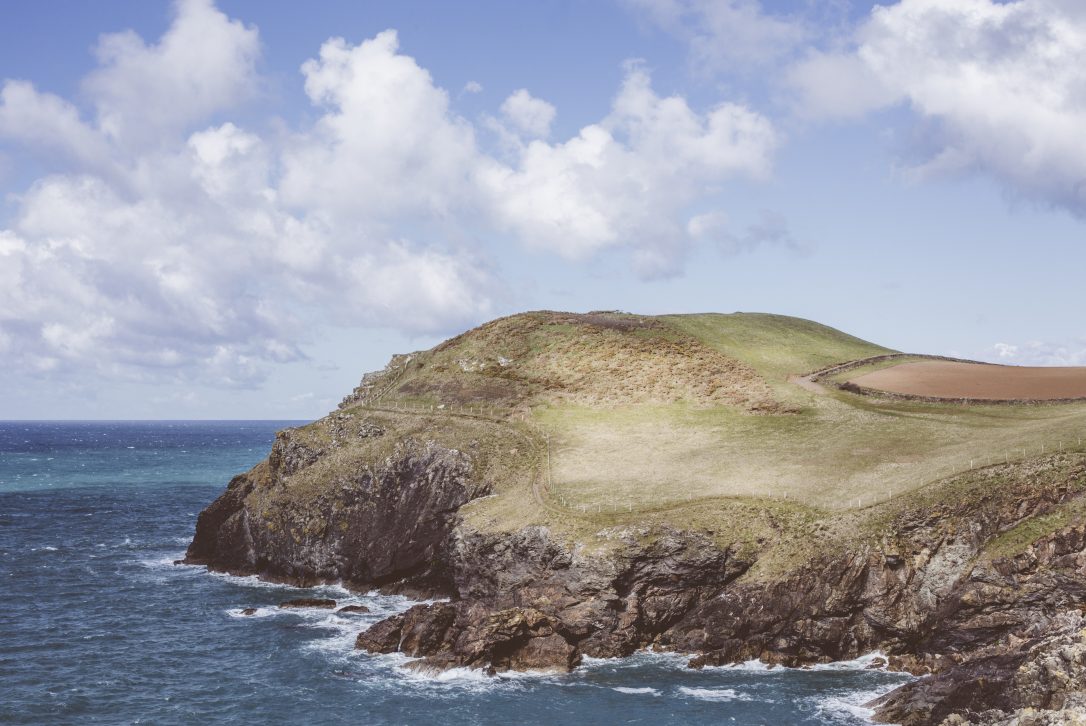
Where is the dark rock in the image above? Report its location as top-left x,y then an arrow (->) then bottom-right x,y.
188,412 -> 1086,723
279,598 -> 337,609
337,605 -> 371,614
356,615 -> 405,654
356,423 -> 385,439
268,429 -> 324,477
184,440 -> 488,594
241,607 -> 258,616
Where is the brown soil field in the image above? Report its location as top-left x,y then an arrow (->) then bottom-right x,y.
849,360 -> 1086,401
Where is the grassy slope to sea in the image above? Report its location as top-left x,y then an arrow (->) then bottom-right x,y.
274,310 -> 1086,562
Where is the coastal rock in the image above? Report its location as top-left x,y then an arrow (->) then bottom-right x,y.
268,429 -> 324,476
184,439 -> 486,593
337,605 -> 371,614
188,383 -> 1086,724
361,603 -> 581,673
355,615 -> 405,654
874,612 -> 1086,725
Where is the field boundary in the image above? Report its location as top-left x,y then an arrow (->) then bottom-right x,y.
804,354 -> 1086,406
803,353 -> 992,382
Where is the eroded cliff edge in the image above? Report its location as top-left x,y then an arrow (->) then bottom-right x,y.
186,420 -> 1086,724
184,312 -> 1086,725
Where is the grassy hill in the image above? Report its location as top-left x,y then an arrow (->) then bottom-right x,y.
287,310 -> 1086,548
663,312 -> 893,383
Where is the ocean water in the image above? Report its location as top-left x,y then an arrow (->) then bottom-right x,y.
0,421 -> 912,725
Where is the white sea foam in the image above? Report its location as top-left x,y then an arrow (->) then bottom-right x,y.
702,658 -> 773,672
204,571 -> 300,590
226,607 -> 277,619
678,686 -> 752,702
137,552 -> 194,570
811,652 -> 890,671
704,651 -> 894,673
582,649 -> 691,670
32,545 -> 58,552
612,686 -> 660,696
812,686 -> 894,723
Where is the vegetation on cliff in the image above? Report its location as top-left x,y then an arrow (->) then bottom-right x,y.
186,310 -> 1086,724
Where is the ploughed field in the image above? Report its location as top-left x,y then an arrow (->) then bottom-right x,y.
849,360 -> 1086,401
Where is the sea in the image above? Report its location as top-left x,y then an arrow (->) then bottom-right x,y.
0,421 -> 913,725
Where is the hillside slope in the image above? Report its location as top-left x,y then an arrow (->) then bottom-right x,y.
185,310 -> 1086,725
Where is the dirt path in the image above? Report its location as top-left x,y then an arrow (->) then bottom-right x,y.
788,374 -> 827,395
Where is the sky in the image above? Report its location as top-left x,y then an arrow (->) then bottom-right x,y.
1,0 -> 1084,419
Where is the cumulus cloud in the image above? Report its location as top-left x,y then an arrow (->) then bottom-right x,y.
500,89 -> 556,137
481,66 -> 777,277
279,30 -> 480,222
0,81 -> 112,168
0,16 -> 494,388
0,3 -> 779,387
788,0 -> 1086,216
84,0 -> 260,149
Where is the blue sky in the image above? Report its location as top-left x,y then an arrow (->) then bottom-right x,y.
1,0 -> 1084,419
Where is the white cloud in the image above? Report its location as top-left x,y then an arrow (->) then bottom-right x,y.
463,80 -> 483,94
788,0 -> 1086,216
279,30 -> 479,222
84,0 -> 261,149
480,66 -> 777,277
0,81 -> 111,168
0,5 -> 779,387
784,50 -> 899,120
500,89 -> 556,137
626,0 -> 809,72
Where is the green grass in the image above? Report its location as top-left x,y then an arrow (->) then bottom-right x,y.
662,312 -> 893,382
310,310 -> 1086,549
984,505 -> 1080,559
533,394 -> 1086,512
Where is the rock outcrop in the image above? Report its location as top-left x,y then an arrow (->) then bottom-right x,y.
187,416 -> 1086,725
184,437 -> 487,595
182,311 -> 1086,724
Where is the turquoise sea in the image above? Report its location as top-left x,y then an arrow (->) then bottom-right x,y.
0,421 -> 912,724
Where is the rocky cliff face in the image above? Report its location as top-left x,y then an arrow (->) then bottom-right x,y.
187,417 -> 1086,725
185,426 -> 487,595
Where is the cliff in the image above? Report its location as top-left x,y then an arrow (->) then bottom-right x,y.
185,311 -> 1086,724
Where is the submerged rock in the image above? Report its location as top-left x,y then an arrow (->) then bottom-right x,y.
337,605 -> 371,614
